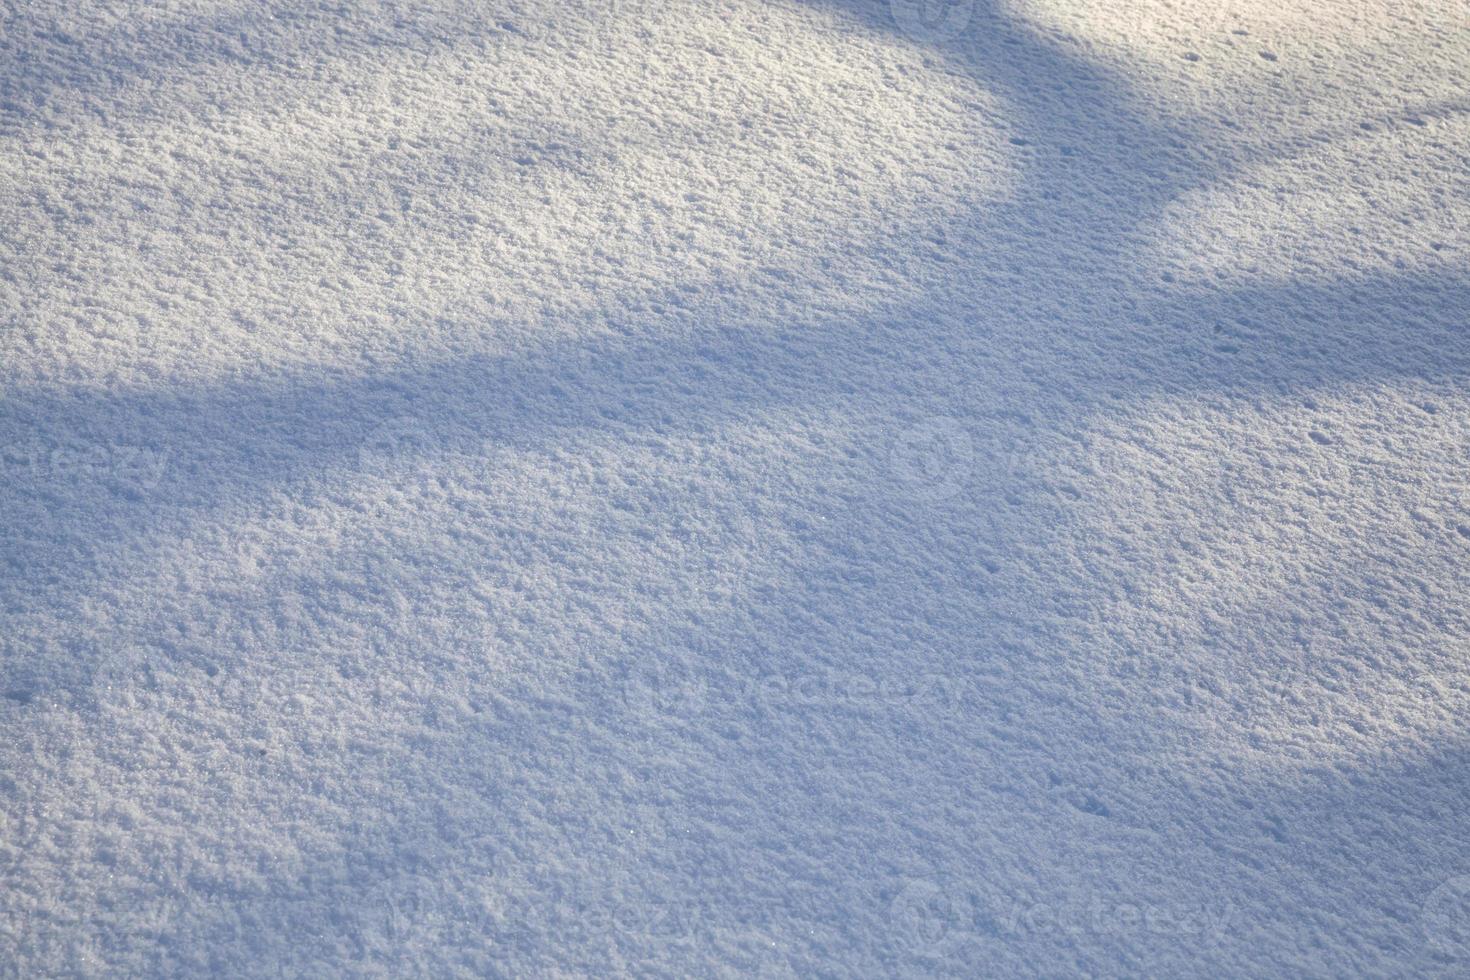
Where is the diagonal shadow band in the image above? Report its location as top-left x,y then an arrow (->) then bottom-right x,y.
2,268 -> 1464,593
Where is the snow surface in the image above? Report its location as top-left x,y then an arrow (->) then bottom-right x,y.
1,0 -> 1468,974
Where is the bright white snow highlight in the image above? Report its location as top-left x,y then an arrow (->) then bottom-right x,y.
1,0 -> 1467,973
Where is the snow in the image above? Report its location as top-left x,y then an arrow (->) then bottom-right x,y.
1,0 -> 1468,974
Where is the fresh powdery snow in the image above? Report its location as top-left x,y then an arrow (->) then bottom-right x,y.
2,0 -> 1468,974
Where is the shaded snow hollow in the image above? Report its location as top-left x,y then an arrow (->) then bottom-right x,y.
2,0 -> 1468,974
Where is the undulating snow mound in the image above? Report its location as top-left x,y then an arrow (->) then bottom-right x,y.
2,0 -> 1467,974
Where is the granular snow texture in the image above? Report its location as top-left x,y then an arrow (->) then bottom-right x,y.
2,0 -> 1468,974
